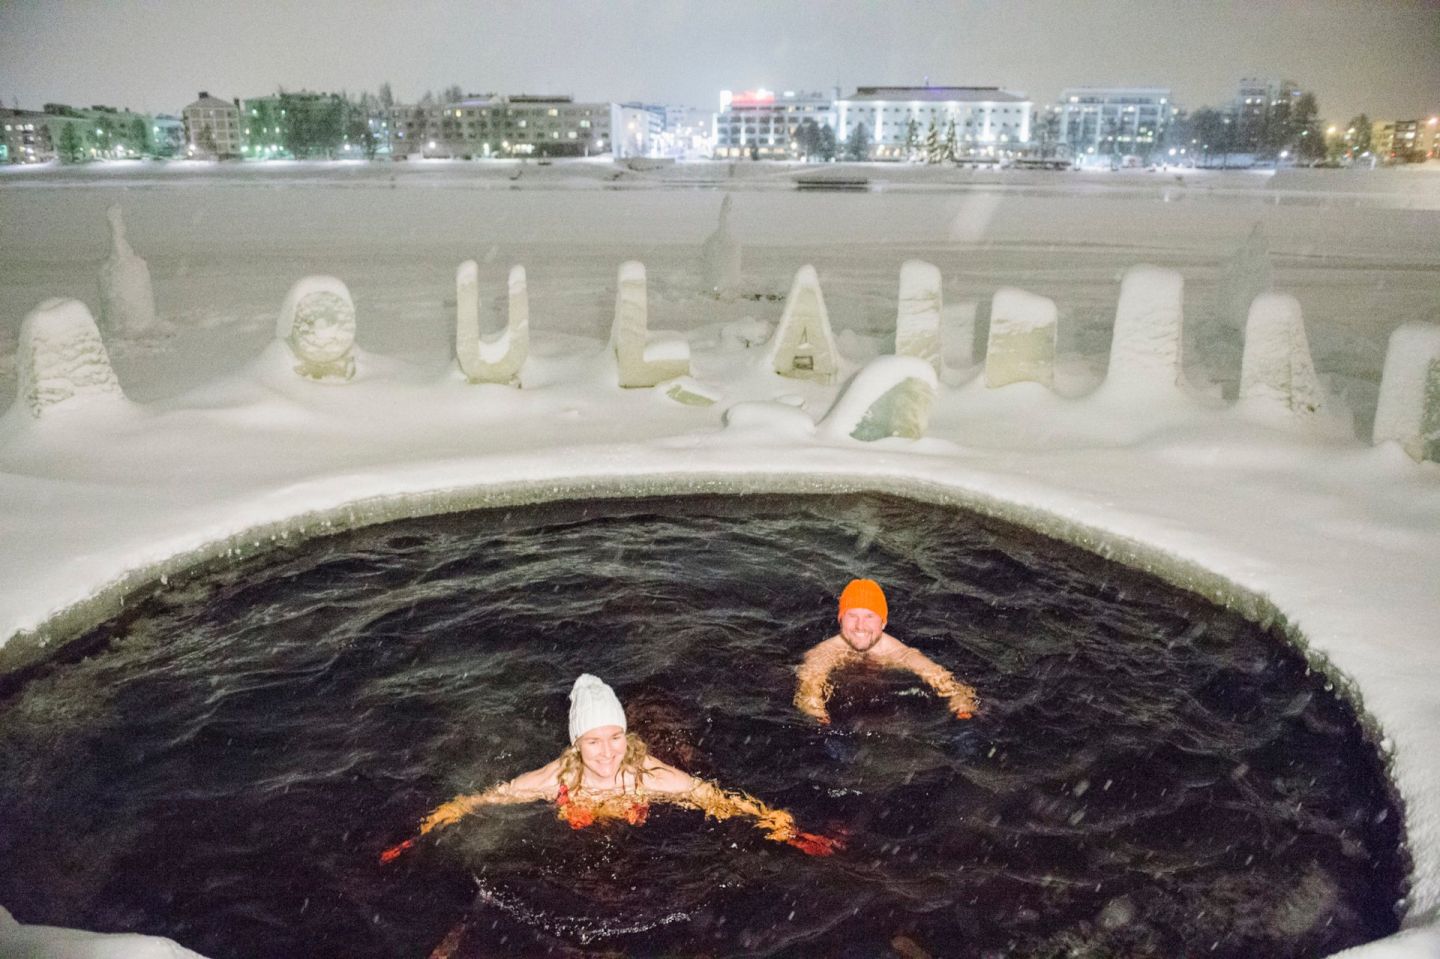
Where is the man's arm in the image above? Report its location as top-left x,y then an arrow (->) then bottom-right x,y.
895,645 -> 979,719
794,641 -> 844,724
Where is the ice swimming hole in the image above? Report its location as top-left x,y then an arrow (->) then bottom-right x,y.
0,493 -> 1408,958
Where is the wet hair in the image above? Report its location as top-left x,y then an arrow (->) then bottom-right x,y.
557,731 -> 651,792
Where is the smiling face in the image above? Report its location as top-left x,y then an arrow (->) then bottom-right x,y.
574,724 -> 628,786
839,607 -> 886,652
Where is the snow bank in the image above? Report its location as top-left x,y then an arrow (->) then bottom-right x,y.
0,905 -> 206,958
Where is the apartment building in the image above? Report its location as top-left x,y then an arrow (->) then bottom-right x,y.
714,89 -> 834,160
182,92 -> 242,157
836,86 -> 1031,159
1059,87 -> 1174,161
0,108 -> 51,162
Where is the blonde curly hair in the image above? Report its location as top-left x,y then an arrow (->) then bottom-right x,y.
556,731 -> 651,792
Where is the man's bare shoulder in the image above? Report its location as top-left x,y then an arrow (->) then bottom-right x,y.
800,635 -> 850,661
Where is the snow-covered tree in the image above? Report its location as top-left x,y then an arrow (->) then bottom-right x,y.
924,119 -> 942,164
844,122 -> 870,161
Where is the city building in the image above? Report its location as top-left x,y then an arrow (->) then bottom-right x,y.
715,89 -> 835,160
835,86 -> 1031,160
1059,87 -> 1174,163
657,105 -> 715,158
1231,77 -> 1302,153
414,94 -> 653,159
1372,116 -> 1438,162
183,92 -> 242,158
1,108 -> 52,162
151,115 -> 186,156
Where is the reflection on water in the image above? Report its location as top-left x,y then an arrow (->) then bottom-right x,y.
0,494 -> 1407,958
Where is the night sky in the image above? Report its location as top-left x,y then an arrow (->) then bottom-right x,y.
1,0 -> 1436,120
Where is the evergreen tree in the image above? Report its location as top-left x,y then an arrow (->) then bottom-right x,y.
903,118 -> 920,161
942,118 -> 958,162
378,82 -> 394,109
198,124 -> 218,157
923,119 -> 942,164
817,124 -> 837,162
128,116 -> 150,156
1345,114 -> 1371,157
844,122 -> 870,161
794,119 -> 820,160
443,85 -> 464,104
1291,92 -> 1325,161
57,122 -> 84,163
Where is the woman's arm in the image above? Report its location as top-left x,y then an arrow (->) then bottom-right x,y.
418,760 -> 558,835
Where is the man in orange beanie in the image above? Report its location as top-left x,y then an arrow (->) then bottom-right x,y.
794,578 -> 979,725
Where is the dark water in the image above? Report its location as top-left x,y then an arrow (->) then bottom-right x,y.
0,494 -> 1407,959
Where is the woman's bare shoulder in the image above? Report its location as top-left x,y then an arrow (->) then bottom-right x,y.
504,757 -> 562,797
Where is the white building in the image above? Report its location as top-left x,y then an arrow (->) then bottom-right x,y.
836,86 -> 1032,160
408,95 -> 654,159
182,92 -> 242,158
715,89 -> 835,160
1059,87 -> 1175,162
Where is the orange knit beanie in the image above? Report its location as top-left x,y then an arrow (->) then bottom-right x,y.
838,579 -> 888,621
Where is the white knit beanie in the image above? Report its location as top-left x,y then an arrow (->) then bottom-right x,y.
568,674 -> 627,743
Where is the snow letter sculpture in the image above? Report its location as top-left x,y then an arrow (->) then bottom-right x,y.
1372,322 -> 1440,463
14,298 -> 125,419
456,261 -> 529,385
985,287 -> 1057,389
1238,293 -> 1321,419
819,356 -> 938,442
700,195 -> 742,297
895,260 -> 942,373
98,204 -> 158,336
276,275 -> 357,382
1104,264 -> 1185,391
766,265 -> 839,383
612,260 -> 690,388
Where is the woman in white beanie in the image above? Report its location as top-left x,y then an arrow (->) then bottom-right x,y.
383,674 -> 839,860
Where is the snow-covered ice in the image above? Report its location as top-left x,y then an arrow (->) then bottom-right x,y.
1,159 -> 1439,958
